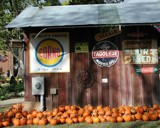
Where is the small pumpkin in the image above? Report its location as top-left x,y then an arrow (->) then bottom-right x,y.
85,116 -> 93,124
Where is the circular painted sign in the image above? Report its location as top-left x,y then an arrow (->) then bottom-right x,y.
92,41 -> 119,67
36,38 -> 64,67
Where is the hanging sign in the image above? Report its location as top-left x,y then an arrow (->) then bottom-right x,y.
95,28 -> 122,42
29,32 -> 70,73
92,41 -> 119,67
122,40 -> 158,64
136,66 -> 158,74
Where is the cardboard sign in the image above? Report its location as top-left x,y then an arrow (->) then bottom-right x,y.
122,40 -> 158,64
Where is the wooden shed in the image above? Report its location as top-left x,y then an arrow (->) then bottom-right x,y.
6,2 -> 160,109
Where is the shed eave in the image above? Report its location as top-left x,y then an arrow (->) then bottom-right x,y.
5,2 -> 160,29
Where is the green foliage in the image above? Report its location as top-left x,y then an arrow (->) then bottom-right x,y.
0,82 -> 24,100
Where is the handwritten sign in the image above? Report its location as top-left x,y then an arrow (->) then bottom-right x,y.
122,40 -> 158,64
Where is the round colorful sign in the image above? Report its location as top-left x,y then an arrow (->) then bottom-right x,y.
92,41 -> 119,67
35,38 -> 64,67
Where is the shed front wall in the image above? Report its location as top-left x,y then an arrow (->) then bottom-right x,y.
24,26 -> 160,109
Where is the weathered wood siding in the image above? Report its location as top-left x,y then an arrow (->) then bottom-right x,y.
24,26 -> 160,109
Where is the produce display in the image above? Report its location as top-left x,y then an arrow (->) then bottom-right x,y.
0,103 -> 160,127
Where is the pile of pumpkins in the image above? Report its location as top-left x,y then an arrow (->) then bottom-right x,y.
0,103 -> 160,127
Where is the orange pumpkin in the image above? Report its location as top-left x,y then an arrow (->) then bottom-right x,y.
27,118 -> 33,125
85,116 -> 93,124
78,116 -> 84,123
92,116 -> 100,123
142,113 -> 149,121
50,118 -> 57,125
117,116 -> 124,122
20,117 -> 27,125
13,118 -> 20,126
66,117 -> 73,124
123,114 -> 132,122
135,113 -> 142,120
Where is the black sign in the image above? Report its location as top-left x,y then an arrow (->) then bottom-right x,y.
92,41 -> 119,67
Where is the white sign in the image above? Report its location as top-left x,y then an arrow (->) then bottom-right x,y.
29,32 -> 70,73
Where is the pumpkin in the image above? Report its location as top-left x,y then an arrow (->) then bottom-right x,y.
137,107 -> 144,114
27,118 -> 33,125
111,108 -> 118,113
117,116 -> 124,122
7,111 -> 14,118
33,117 -> 39,125
98,116 -> 106,123
83,111 -> 90,118
92,116 -> 100,123
31,110 -> 37,118
13,118 -> 20,126
96,105 -> 102,111
36,112 -> 43,118
110,117 -> 116,123
142,105 -> 148,112
135,113 -> 142,120
72,117 -> 78,123
98,109 -> 105,116
65,105 -> 71,111
153,103 -> 159,110
105,110 -> 112,116
38,117 -> 47,126
66,117 -> 73,124
15,112 -> 22,119
22,111 -> 28,117
142,113 -> 149,121
50,117 -> 57,125
149,113 -> 158,121
2,120 -> 10,127
123,114 -> 132,122
0,122 -> 2,128
88,105 -> 94,112
59,105 -> 65,112
85,116 -> 93,124
78,116 -> 84,123
20,117 -> 27,125
112,112 -> 119,118
78,108 -> 84,116
60,117 -> 66,124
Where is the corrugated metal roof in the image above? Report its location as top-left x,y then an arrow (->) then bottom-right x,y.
6,2 -> 160,28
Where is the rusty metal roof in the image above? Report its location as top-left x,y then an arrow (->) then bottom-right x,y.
6,2 -> 160,28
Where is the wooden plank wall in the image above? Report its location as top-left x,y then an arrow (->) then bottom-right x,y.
24,26 -> 160,109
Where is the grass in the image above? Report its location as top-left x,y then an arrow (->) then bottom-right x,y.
3,120 -> 160,128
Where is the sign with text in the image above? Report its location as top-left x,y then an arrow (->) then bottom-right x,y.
95,28 -> 122,42
75,42 -> 89,53
92,41 -> 119,67
29,32 -> 70,73
122,40 -> 158,64
136,66 -> 158,74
